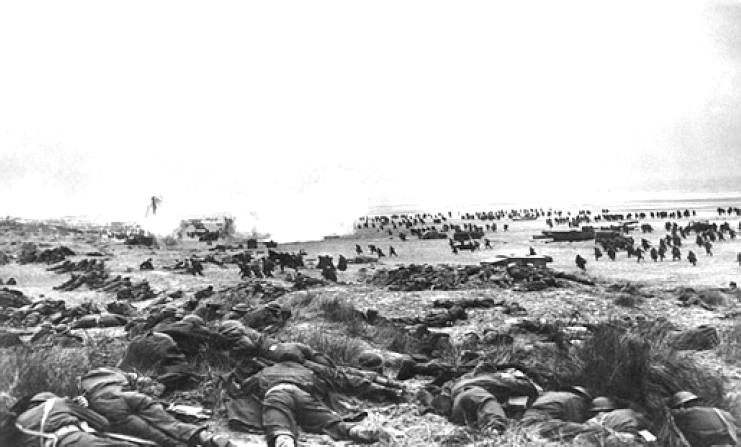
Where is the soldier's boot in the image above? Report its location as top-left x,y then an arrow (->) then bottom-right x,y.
348,426 -> 391,444
196,431 -> 235,447
396,356 -> 418,380
273,434 -> 296,447
479,418 -> 505,436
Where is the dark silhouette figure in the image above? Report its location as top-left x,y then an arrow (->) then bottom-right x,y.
688,250 -> 697,266
575,255 -> 587,271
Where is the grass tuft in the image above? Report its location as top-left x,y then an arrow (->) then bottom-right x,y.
287,329 -> 368,366
612,293 -> 642,307
0,346 -> 90,399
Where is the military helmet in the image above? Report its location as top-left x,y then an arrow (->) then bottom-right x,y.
232,303 -> 250,313
220,320 -> 245,332
54,324 -> 69,333
162,306 -> 177,315
463,331 -> 480,341
39,321 -> 53,330
206,302 -> 222,308
266,302 -> 282,312
356,351 -> 384,372
669,391 -> 699,408
30,392 -> 58,405
568,386 -> 592,401
182,315 -> 204,325
590,396 -> 616,412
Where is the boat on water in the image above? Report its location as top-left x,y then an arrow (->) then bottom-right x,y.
482,254 -> 553,267
540,227 -> 595,242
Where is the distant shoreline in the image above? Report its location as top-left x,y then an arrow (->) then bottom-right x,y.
367,192 -> 741,217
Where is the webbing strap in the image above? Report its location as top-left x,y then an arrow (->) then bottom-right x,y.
714,408 -> 738,444
39,398 -> 57,447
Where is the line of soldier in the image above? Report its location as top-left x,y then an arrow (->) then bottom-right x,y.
586,219 -> 740,269
402,354 -> 736,446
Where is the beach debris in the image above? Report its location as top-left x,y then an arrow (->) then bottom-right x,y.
18,244 -> 76,264
0,287 -> 33,308
47,258 -> 106,274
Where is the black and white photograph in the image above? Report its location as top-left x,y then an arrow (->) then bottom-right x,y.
1,1 -> 741,446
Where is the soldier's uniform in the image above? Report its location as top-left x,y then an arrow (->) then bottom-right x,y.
447,367 -> 541,433
239,361 -> 392,447
670,391 -> 738,447
521,388 -> 594,440
80,368 -> 233,446
14,392 -> 140,446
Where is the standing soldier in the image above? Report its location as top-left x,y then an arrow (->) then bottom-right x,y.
635,248 -> 645,263
594,247 -> 603,261
650,247 -> 659,262
262,258 -> 275,278
688,250 -> 698,266
658,245 -> 667,261
672,246 -> 682,261
607,247 -> 617,261
704,241 -> 713,256
190,257 -> 205,276
575,255 -> 587,271
389,246 -> 398,257
238,261 -> 252,279
695,234 -> 704,247
337,255 -> 348,272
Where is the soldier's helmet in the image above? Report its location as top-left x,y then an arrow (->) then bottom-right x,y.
568,386 -> 593,401
30,392 -> 58,406
54,324 -> 70,333
356,351 -> 384,373
266,302 -> 282,313
590,396 -> 616,412
39,321 -> 53,330
232,303 -> 250,313
669,391 -> 699,408
182,315 -> 204,325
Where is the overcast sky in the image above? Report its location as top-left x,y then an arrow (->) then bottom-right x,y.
1,1 -> 740,241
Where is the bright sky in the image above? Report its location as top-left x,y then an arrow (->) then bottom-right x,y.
1,1 -> 740,241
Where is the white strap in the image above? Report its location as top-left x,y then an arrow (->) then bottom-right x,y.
714,408 -> 738,444
14,422 -> 57,447
39,398 -> 57,447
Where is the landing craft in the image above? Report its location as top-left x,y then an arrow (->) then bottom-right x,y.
481,254 -> 553,267
539,227 -> 595,242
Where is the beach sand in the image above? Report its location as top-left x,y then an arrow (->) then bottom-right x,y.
1,200 -> 741,446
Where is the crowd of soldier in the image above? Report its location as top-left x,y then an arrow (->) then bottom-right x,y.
579,220 -> 740,271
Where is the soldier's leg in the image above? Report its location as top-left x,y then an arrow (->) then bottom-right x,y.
450,387 -> 507,432
294,390 -> 350,438
89,393 -> 185,447
59,431 -> 141,446
122,391 -> 203,445
262,388 -> 300,445
293,389 -> 387,443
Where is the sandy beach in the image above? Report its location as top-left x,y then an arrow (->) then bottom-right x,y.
2,200 -> 741,446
